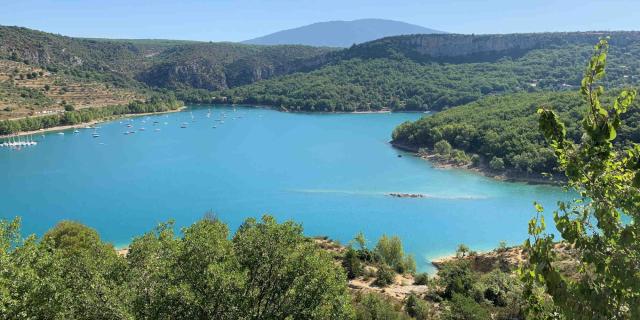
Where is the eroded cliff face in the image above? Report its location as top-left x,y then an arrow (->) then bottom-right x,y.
348,31 -> 640,62
406,32 -> 640,58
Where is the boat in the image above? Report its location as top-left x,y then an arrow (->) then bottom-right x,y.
180,122 -> 188,128
155,128 -> 161,132
92,133 -> 100,138
127,124 -> 133,128
57,132 -> 65,135
73,129 -> 80,134
139,128 -> 145,131
212,126 -> 217,129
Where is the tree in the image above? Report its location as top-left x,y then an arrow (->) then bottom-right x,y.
233,215 -> 354,319
374,235 -> 416,274
438,260 -> 475,299
489,156 -> 505,171
446,293 -> 490,320
373,264 -> 395,287
522,38 -> 640,319
343,247 -> 364,279
405,293 -> 430,319
0,219 -> 131,319
456,243 -> 470,258
434,140 -> 453,156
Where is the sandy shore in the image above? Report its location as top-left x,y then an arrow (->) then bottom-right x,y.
0,107 -> 186,139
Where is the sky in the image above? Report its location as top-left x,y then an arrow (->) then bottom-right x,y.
1,0 -> 638,42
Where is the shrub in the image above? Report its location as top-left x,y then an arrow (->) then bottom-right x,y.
374,235 -> 415,274
343,247 -> 364,279
438,260 -> 475,298
354,293 -> 411,320
405,293 -> 430,319
489,156 -> 505,171
414,272 -> 430,285
447,293 -> 490,320
434,140 -> 452,156
374,264 -> 395,287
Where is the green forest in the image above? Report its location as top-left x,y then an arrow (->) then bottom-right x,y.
391,91 -> 640,176
215,38 -> 640,112
0,95 -> 183,135
0,214 -> 532,320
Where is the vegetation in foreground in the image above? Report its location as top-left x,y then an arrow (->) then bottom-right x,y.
0,215 -> 354,319
0,213 -> 532,320
522,38 -> 640,319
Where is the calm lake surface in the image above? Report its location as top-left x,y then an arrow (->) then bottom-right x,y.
1,105 -> 569,271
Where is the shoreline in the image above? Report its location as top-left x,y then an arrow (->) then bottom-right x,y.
0,107 -> 186,139
391,141 -> 563,186
191,102 -> 429,115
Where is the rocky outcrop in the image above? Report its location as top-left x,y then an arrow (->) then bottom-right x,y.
345,31 -> 640,62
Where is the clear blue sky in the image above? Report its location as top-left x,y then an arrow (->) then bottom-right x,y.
1,0 -> 638,41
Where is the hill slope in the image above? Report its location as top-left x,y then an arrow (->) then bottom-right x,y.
0,26 -> 333,119
391,91 -> 640,178
243,19 -> 444,47
219,32 -> 640,112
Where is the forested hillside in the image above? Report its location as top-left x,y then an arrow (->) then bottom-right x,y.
391,91 -> 640,176
137,43 -> 332,90
0,26 -> 331,120
218,32 -> 640,112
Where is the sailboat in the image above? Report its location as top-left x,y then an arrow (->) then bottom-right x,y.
92,128 -> 100,138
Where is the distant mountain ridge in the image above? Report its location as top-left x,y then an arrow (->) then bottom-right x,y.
243,19 -> 445,47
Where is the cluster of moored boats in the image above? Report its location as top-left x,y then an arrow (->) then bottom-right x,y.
2,108 -> 250,150
0,135 -> 38,148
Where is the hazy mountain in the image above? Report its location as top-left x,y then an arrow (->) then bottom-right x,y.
243,19 -> 445,47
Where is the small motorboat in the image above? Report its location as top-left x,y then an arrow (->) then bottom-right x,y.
73,129 -> 80,134
57,132 -> 65,135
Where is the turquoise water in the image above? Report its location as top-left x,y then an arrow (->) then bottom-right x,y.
0,105 -> 569,272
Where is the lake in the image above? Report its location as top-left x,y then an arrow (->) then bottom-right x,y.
0,105 -> 569,271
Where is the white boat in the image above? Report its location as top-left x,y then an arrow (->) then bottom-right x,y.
57,132 -> 65,135
73,129 -> 80,134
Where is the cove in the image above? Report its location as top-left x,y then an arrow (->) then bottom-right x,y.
0,105 -> 569,272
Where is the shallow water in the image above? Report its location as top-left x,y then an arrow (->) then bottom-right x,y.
0,105 -> 569,271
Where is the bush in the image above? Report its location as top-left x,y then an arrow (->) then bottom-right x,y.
414,272 -> 430,285
374,235 -> 415,274
354,293 -> 411,320
343,247 -> 364,279
489,156 -> 505,171
434,140 -> 453,156
438,260 -> 475,298
450,149 -> 471,165
374,264 -> 395,287
447,293 -> 490,320
405,293 -> 430,319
